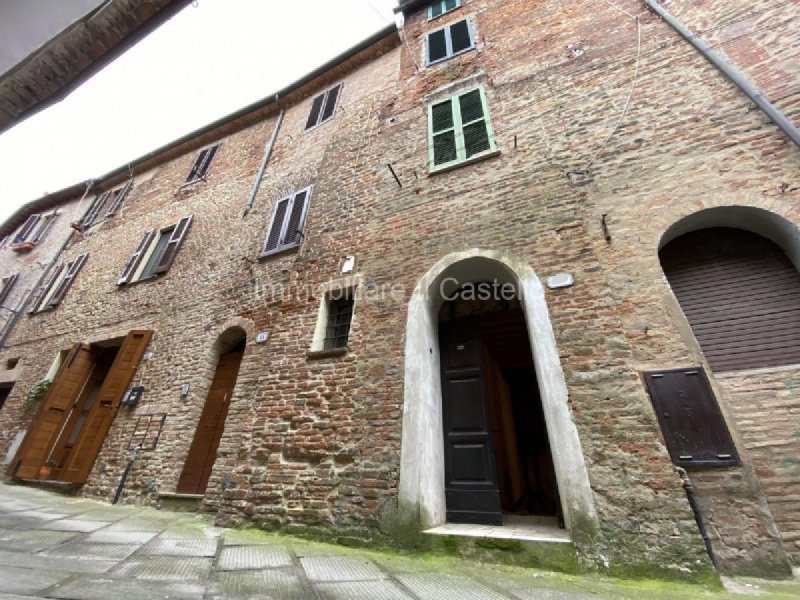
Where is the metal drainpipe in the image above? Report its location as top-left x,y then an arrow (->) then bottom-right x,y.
676,466 -> 718,570
645,0 -> 800,149
244,105 -> 285,216
0,180 -> 95,349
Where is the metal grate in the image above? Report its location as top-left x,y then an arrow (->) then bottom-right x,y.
324,292 -> 354,350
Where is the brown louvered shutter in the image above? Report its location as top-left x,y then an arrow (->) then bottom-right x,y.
0,273 -> 18,306
7,343 -> 93,479
61,330 -> 153,484
305,93 -> 325,129
104,180 -> 133,218
15,214 -> 41,243
661,228 -> 800,372
154,216 -> 192,274
118,229 -> 155,285
644,368 -> 739,467
31,213 -> 57,243
261,198 -> 290,255
321,84 -> 341,122
83,192 -> 110,226
47,253 -> 88,308
28,264 -> 64,314
282,189 -> 310,247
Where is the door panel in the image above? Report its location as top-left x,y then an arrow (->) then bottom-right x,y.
177,350 -> 244,494
60,330 -> 153,484
440,321 -> 502,525
8,344 -> 93,479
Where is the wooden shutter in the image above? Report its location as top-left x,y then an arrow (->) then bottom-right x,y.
282,189 -> 310,247
154,216 -> 192,274
47,253 -> 88,308
661,228 -> 800,372
261,197 -> 290,255
0,274 -> 18,306
28,264 -> 64,314
61,330 -> 153,484
104,180 -> 133,218
430,98 -> 457,166
15,214 -> 41,243
320,84 -> 341,122
459,88 -> 491,158
31,213 -> 57,243
305,93 -> 325,129
7,344 -> 93,479
118,229 -> 155,285
83,192 -> 111,226
643,368 -> 739,467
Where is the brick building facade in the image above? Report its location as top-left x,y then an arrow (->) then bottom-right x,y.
0,0 -> 798,580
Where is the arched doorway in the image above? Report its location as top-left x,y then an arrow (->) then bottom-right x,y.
398,249 -> 598,538
177,328 -> 246,495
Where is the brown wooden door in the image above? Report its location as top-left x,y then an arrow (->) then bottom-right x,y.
60,330 -> 153,484
177,350 -> 244,494
440,320 -> 502,525
7,344 -> 93,479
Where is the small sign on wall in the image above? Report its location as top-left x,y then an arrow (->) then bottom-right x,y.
122,386 -> 145,406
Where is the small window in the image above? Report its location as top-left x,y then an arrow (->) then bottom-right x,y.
28,254 -> 88,314
82,180 -> 134,228
186,144 -> 220,183
260,187 -> 311,257
428,86 -> 496,171
0,273 -> 18,306
426,18 -> 474,65
305,84 -> 342,131
30,212 -> 58,243
5,358 -> 19,370
429,0 -> 460,20
324,290 -> 354,350
13,214 -> 41,244
118,216 -> 193,285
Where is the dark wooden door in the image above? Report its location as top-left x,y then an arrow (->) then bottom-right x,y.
61,330 -> 153,484
440,320 -> 502,525
8,344 -> 93,479
177,349 -> 243,494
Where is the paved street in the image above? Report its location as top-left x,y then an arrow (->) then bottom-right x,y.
0,482 -> 797,599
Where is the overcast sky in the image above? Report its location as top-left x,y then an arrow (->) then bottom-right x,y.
0,0 -> 398,224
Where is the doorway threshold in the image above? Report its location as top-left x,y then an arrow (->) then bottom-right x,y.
424,516 -> 571,543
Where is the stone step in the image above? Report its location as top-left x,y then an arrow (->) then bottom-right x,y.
157,492 -> 204,512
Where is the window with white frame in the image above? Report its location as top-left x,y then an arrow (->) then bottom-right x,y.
260,187 -> 312,257
304,84 -> 342,131
82,180 -> 134,228
429,0 -> 460,20
426,18 -> 474,65
185,144 -> 220,183
117,216 -> 193,285
428,86 -> 497,171
28,254 -> 88,314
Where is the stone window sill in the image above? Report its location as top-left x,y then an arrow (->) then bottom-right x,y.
428,149 -> 500,177
306,347 -> 348,360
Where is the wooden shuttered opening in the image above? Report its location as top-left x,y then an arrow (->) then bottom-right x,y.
0,273 -> 18,306
305,85 -> 341,130
118,229 -> 155,285
61,330 -> 153,484
7,344 -> 93,479
83,192 -> 111,226
305,94 -> 325,130
643,368 -> 739,467
154,216 -> 192,274
28,264 -> 64,314
15,214 -> 41,243
187,145 -> 218,182
104,180 -> 134,218
261,188 -> 310,256
47,253 -> 88,308
661,228 -> 800,372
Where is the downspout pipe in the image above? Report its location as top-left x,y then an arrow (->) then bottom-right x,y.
244,103 -> 284,216
645,0 -> 800,149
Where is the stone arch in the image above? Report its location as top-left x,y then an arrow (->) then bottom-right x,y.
398,248 -> 599,539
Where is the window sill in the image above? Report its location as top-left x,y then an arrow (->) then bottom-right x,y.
259,244 -> 300,260
175,178 -> 207,195
117,274 -> 161,288
426,44 -> 476,68
428,148 -> 500,176
307,347 -> 348,360
303,116 -> 335,135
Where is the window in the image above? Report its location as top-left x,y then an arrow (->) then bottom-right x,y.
13,214 -> 41,244
0,273 -> 18,306
82,180 -> 134,227
118,216 -> 193,285
28,254 -> 88,314
305,84 -> 342,131
11,211 -> 58,249
428,87 -> 496,171
426,18 -> 474,65
324,290 -> 354,350
429,0 -> 460,19
643,368 -> 739,468
260,187 -> 311,257
186,144 -> 220,183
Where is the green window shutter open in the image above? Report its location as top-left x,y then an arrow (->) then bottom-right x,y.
429,86 -> 495,170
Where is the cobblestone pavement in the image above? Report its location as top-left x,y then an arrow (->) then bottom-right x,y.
0,483 -> 798,599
